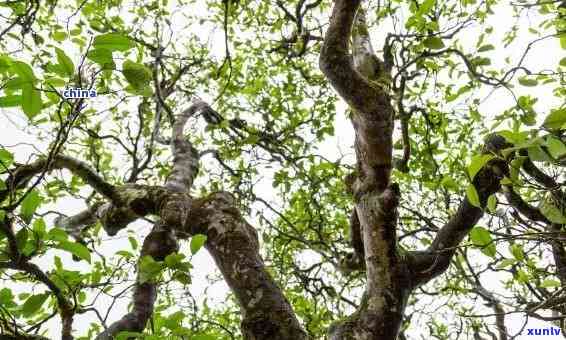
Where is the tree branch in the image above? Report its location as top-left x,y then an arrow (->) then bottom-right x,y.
1,155 -> 117,205
184,192 -> 307,339
165,100 -> 210,193
408,136 -> 509,286
320,0 -> 395,193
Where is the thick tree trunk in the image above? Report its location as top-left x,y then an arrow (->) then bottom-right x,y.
320,1 -> 412,338
187,192 -> 308,339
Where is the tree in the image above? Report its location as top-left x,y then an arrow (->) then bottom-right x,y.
0,0 -> 565,339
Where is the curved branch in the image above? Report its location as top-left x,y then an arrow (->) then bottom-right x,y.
408,136 -> 509,286
503,186 -> 549,223
1,155 -> 116,205
165,100 -> 210,193
319,0 -> 386,117
320,0 -> 395,194
0,260 -> 74,340
185,192 -> 307,339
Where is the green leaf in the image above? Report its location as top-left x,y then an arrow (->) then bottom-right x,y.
20,190 -> 41,222
472,57 -> 491,66
0,95 -> 22,107
122,60 -> 152,89
164,253 -> 185,268
22,293 -> 48,317
15,228 -> 28,251
128,236 -> 138,250
21,83 -> 42,119
0,148 -> 13,171
466,184 -> 481,208
477,44 -> 495,52
139,255 -> 165,283
54,47 -> 74,77
48,227 -> 69,242
518,76 -> 538,87
540,279 -> 561,288
45,77 -> 66,88
87,48 -> 115,69
560,57 -> 566,67
509,244 -> 524,261
469,226 -> 495,257
546,136 -> 566,159
11,61 -> 36,82
467,154 -> 493,179
509,156 -> 527,182
423,37 -> 445,49
52,31 -> 67,42
516,269 -> 529,283
93,33 -> 134,52
540,197 -> 566,224
4,77 -> 26,90
527,146 -> 552,162
190,234 -> 207,255
417,0 -> 436,15
487,194 -> 497,213
0,288 -> 14,306
57,241 -> 91,263
440,176 -> 459,191
543,108 -> 566,130
173,271 -> 192,285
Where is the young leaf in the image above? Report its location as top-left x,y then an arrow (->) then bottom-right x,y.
477,44 -> 495,52
417,0 -> 436,15
48,227 -> 69,242
21,83 -> 42,118
0,288 -> 14,306
546,136 -> 566,159
540,279 -> 561,288
509,244 -> 524,261
93,33 -> 134,52
138,255 -> 165,283
423,37 -> 445,49
20,190 -> 41,222
87,48 -> 115,69
469,226 -> 495,257
487,194 -> 497,213
15,228 -> 28,251
440,176 -> 459,191
0,148 -> 14,170
518,76 -> 538,87
466,184 -> 481,208
122,60 -> 152,89
540,197 -> 566,224
467,154 -> 493,179
11,61 -> 36,82
54,47 -> 74,77
190,234 -> 207,255
57,241 -> 91,263
22,293 -> 48,317
527,146 -> 552,163
543,108 -> 566,130
0,95 -> 22,107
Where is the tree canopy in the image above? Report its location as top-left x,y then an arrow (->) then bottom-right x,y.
0,0 -> 565,339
